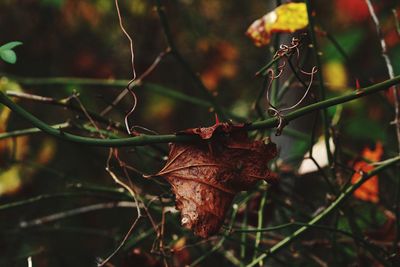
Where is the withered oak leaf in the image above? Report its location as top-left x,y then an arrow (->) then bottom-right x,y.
152,122 -> 277,238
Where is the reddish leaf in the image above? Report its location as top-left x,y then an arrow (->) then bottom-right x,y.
152,122 -> 277,237
335,0 -> 370,23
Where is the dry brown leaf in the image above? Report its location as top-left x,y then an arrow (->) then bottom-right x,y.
151,122 -> 277,237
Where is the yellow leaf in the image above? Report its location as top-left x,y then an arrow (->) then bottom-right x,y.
273,3 -> 309,33
0,166 -> 22,196
323,61 -> 348,91
144,94 -> 174,121
246,3 -> 308,46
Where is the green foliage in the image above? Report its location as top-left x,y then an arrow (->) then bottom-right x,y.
342,102 -> 387,142
324,29 -> 364,62
0,41 -> 22,64
40,0 -> 64,8
344,117 -> 386,141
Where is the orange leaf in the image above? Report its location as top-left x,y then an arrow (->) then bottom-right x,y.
246,3 -> 308,46
199,41 -> 239,91
362,141 -> 383,162
351,142 -> 383,203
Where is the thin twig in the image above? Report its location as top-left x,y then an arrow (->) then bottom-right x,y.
68,85 -> 144,267
305,0 -> 333,169
0,191 -> 126,211
322,30 -> 350,63
100,48 -> 170,116
114,0 -> 136,82
270,0 -> 283,106
394,9 -> 400,36
365,0 -> 400,153
189,204 -> 239,267
0,122 -> 70,140
19,201 -> 140,228
100,150 -> 143,267
6,90 -> 123,130
72,93 -> 104,136
365,0 -> 400,254
233,221 -> 380,253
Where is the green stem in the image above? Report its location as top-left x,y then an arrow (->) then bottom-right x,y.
254,76 -> 268,119
123,227 -> 156,250
0,191 -> 127,211
0,122 -> 69,140
220,250 -> 243,266
305,0 -> 333,167
256,56 -> 281,77
236,220 -> 388,266
1,74 -> 130,87
246,155 -> 400,267
324,31 -> 350,62
0,76 -> 399,147
253,190 -> 267,265
394,9 -> 400,36
248,75 -> 400,130
240,209 -> 248,260
5,74 -> 243,121
271,30 -> 281,105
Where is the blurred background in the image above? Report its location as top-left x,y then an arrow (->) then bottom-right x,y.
0,0 -> 400,266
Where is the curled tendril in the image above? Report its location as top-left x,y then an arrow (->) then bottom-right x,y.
265,37 -> 318,136
280,66 -> 318,112
274,37 -> 301,59
114,0 -> 139,136
124,80 -> 138,135
265,69 -> 286,136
